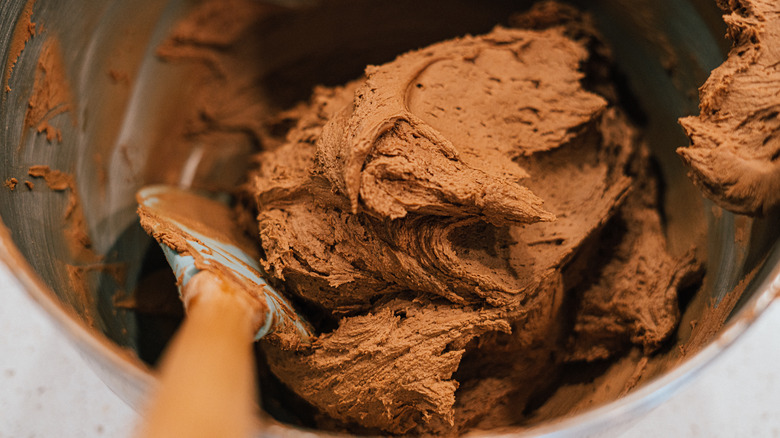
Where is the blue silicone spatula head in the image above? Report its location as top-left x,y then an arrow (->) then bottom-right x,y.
136,184 -> 313,346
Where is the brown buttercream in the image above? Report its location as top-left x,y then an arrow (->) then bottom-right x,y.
143,0 -> 710,434
27,165 -> 97,262
2,0 -> 35,95
4,178 -> 18,191
24,39 -> 74,143
678,0 -> 780,215
245,18 -> 699,434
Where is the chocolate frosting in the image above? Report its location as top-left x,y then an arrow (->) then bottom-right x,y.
149,0 -> 704,433
678,0 -> 780,215
246,20 -> 699,433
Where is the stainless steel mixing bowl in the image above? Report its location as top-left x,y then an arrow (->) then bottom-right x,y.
1,0 -> 779,436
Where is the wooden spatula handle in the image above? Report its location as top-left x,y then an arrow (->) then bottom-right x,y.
136,271 -> 258,438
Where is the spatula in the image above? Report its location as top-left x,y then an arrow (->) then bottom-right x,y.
133,184 -> 313,438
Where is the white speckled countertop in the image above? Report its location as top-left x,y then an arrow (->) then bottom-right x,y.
1,260 -> 779,438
